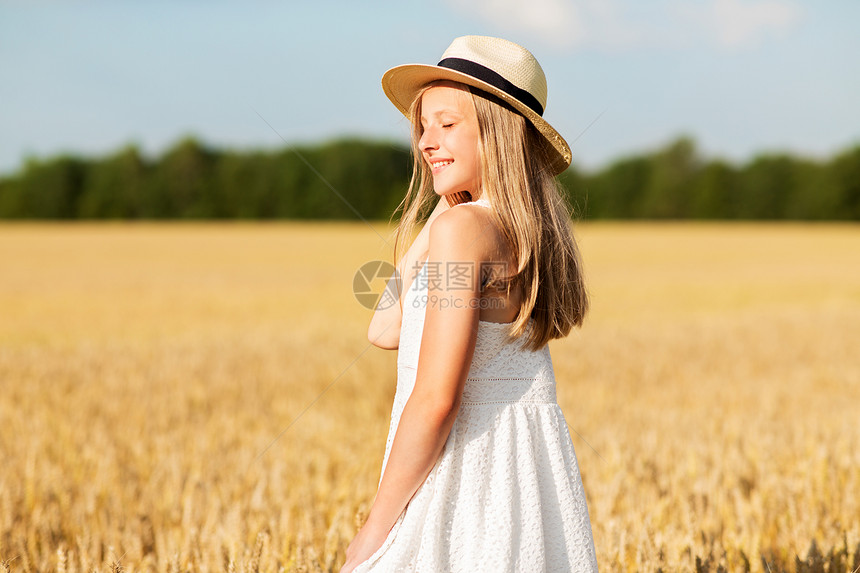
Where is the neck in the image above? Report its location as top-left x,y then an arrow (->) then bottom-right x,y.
445,190 -> 474,207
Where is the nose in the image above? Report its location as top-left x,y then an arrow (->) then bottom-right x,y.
419,126 -> 438,153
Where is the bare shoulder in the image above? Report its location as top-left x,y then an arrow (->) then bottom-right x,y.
428,202 -> 500,259
429,202 -> 520,322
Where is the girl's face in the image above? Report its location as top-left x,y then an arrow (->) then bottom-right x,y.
418,83 -> 482,198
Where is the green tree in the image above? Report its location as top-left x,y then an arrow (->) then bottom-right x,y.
13,155 -> 87,218
147,136 -> 218,218
639,137 -> 700,218
829,144 -> 860,219
586,155 -> 652,219
737,154 -> 798,219
689,160 -> 739,219
78,144 -> 148,218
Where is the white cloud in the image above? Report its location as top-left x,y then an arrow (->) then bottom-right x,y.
444,0 -> 640,49
445,0 -> 582,48
446,0 -> 802,51
707,0 -> 802,48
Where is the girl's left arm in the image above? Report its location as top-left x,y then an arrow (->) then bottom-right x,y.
342,206 -> 487,570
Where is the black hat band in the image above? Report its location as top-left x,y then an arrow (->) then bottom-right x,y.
437,57 -> 545,117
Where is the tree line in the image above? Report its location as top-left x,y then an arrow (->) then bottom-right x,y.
0,135 -> 857,220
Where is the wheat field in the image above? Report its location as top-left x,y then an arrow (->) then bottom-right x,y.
0,221 -> 858,572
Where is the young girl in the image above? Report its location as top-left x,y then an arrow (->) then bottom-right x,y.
341,36 -> 598,572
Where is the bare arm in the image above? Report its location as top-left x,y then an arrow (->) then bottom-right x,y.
351,206 -> 487,554
367,196 -> 452,349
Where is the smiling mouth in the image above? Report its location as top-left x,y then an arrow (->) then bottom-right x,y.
431,160 -> 453,172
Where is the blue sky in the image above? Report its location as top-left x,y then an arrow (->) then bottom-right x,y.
1,0 -> 858,176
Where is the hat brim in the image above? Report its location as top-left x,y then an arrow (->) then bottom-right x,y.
382,63 -> 572,176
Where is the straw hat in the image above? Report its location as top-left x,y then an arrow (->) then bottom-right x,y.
382,35 -> 572,175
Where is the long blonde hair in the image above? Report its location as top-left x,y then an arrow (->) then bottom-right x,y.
391,82 -> 588,351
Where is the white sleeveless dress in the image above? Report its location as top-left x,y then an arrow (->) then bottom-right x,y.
353,198 -> 599,572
